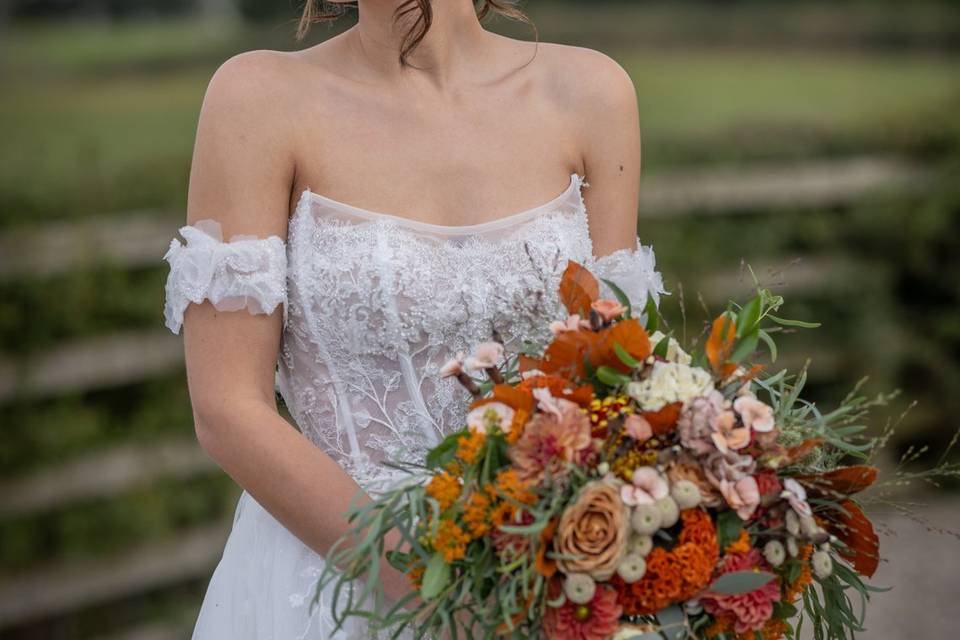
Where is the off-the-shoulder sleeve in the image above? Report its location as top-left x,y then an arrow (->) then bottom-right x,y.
162,218 -> 287,334
587,237 -> 670,322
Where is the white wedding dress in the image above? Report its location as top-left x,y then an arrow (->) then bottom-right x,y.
162,172 -> 667,639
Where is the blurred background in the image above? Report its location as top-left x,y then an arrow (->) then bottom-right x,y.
0,1 -> 958,638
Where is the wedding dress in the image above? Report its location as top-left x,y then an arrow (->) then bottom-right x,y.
162,172 -> 667,639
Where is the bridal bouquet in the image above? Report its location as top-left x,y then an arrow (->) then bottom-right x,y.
315,261 -> 896,640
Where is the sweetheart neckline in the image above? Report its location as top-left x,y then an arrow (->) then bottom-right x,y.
294,172 -> 585,236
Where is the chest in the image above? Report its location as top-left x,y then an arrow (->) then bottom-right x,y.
282,197 -> 594,360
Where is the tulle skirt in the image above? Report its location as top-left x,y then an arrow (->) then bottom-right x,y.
192,490 -> 402,640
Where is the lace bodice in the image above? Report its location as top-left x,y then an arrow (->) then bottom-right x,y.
163,173 -> 667,494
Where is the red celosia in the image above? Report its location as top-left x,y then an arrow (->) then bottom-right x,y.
701,549 -> 781,634
544,582 -> 621,640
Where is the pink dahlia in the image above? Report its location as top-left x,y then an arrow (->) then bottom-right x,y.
544,581 -> 622,640
701,549 -> 781,634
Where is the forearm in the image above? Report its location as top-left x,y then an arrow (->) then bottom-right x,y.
193,397 -> 415,604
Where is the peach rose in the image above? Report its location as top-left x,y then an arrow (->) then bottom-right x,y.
591,298 -> 627,323
554,479 -> 629,580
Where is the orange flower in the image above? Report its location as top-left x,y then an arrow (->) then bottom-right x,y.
463,490 -> 491,538
510,401 -> 592,485
611,509 -> 719,615
495,468 -> 538,505
456,431 -> 486,465
433,519 -> 470,563
725,530 -> 751,555
426,471 -> 461,511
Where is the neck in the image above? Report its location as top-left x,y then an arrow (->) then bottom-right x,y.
348,0 -> 491,87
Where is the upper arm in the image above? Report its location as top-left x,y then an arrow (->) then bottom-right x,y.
565,48 -> 642,258
179,51 -> 297,425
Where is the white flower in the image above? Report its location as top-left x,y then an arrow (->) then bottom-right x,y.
563,573 -> 596,604
649,330 -> 692,365
625,361 -> 714,412
465,402 -> 514,434
616,553 -> 648,583
656,496 -> 680,528
782,478 -> 813,518
671,480 -> 702,510
631,504 -> 662,535
763,540 -> 786,567
628,534 -> 654,557
811,550 -> 834,579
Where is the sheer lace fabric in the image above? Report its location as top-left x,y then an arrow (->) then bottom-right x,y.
162,173 -> 668,638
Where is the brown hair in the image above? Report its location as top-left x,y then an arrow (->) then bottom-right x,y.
296,1 -> 537,68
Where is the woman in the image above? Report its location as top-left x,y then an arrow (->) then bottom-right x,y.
162,0 -> 667,637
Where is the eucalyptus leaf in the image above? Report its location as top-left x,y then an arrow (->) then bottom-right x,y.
420,553 -> 449,600
656,605 -> 687,640
768,314 -> 821,328
708,570 -> 776,594
757,328 -> 778,362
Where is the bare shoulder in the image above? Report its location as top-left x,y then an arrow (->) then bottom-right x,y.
201,49 -> 304,121
531,41 -> 638,114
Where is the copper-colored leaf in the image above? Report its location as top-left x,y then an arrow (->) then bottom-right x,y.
539,330 -> 600,379
469,384 -> 535,414
706,314 -> 737,374
518,353 -> 543,374
782,438 -> 825,466
820,499 -> 880,577
594,318 -> 652,373
798,465 -> 879,500
558,260 -> 599,317
535,518 -> 559,577
517,374 -> 594,408
642,401 -> 683,436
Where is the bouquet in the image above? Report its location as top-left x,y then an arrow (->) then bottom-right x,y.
314,260 -> 907,640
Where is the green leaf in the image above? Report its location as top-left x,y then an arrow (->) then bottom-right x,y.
613,340 -> 642,368
716,510 -> 744,551
768,314 -> 821,328
730,329 -> 760,363
757,329 -> 778,362
653,334 -> 670,358
596,365 -> 632,387
426,430 -> 465,469
643,294 -> 659,333
600,277 -> 632,319
708,570 -> 776,595
736,296 -> 762,338
420,552 -> 450,600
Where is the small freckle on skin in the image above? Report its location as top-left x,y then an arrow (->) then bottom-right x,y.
619,165 -> 623,172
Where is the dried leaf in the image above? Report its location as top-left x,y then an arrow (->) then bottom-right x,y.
559,260 -> 599,317
642,401 -> 683,436
706,314 -> 737,374
595,318 -> 652,373
820,499 -> 880,578
798,465 -> 879,499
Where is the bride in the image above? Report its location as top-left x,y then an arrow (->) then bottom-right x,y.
162,0 -> 667,637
